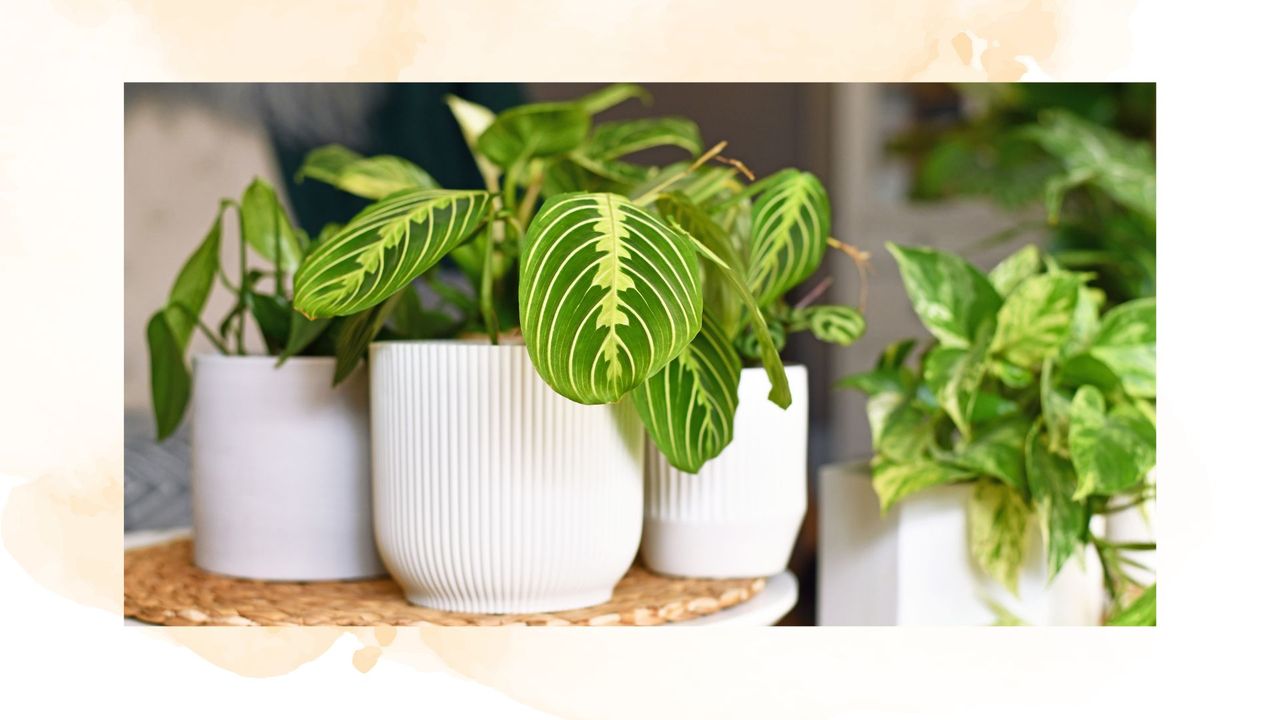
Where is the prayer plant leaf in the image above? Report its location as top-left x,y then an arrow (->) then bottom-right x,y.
292,188 -> 491,319
886,243 -> 1002,349
585,117 -> 703,160
790,305 -> 866,346
746,169 -> 831,307
656,191 -> 746,333
519,192 -> 702,405
295,144 -> 438,200
632,312 -> 742,474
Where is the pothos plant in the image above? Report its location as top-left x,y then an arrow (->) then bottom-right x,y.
840,242 -> 1155,625
288,84 -> 866,474
145,178 -> 340,440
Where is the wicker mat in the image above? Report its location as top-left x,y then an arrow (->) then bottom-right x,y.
124,539 -> 765,626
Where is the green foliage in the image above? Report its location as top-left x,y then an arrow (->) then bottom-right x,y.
287,84 -> 858,473
145,179 -> 344,440
899,84 -> 1155,302
844,242 -> 1155,620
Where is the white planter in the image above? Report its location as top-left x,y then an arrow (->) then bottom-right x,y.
818,462 -> 1104,625
641,365 -> 808,579
190,355 -> 382,581
369,341 -> 644,613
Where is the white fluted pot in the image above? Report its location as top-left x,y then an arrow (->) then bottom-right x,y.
370,341 -> 644,613
190,355 -> 382,581
642,365 -> 808,579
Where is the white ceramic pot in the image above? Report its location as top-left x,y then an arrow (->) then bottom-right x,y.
641,365 -> 808,579
190,355 -> 382,581
369,341 -> 644,613
817,462 -> 1104,625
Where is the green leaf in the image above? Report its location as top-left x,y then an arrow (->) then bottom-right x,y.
1089,297 -> 1155,398
988,244 -> 1041,296
444,94 -> 502,192
871,456 -> 973,512
586,117 -> 702,160
332,296 -> 401,385
295,144 -> 437,200
838,367 -> 911,397
292,188 -> 491,319
632,312 -> 741,473
1069,385 -> 1156,499
246,292 -> 292,355
656,192 -> 747,332
923,335 -> 989,438
992,272 -> 1081,368
146,311 -> 192,440
519,192 -> 702,404
276,312 -> 331,366
790,305 -> 866,345
886,243 -> 1001,349
1062,283 -> 1101,358
1026,428 -> 1088,578
239,178 -> 303,274
681,224 -> 791,409
991,358 -> 1034,388
734,315 -> 786,361
576,83 -> 650,114
949,418 -> 1029,491
877,339 -> 917,369
476,103 -> 591,168
163,201 -> 227,349
967,479 -> 1030,594
746,169 -> 831,307
1106,584 -> 1156,626
1024,110 -> 1156,222
875,400 -> 936,462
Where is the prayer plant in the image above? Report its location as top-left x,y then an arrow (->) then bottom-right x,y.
841,243 -> 1156,625
290,84 -> 866,473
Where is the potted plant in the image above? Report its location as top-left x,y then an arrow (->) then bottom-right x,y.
638,175 -> 869,580
290,85 -> 802,612
145,178 -> 383,581
824,242 -> 1155,625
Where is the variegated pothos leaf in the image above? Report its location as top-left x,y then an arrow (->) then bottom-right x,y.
519,192 -> 702,404
632,312 -> 741,473
747,169 -> 831,306
292,188 -> 491,318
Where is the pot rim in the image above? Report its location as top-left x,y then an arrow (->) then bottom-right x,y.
193,353 -> 335,365
370,338 -> 527,350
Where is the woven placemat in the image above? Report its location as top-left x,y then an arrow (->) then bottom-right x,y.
124,539 -> 765,626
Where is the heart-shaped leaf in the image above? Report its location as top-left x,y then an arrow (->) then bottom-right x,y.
519,192 -> 702,404
292,188 -> 491,318
632,312 -> 741,473
1068,385 -> 1156,499
886,243 -> 1002,349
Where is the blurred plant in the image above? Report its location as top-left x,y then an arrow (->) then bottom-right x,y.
841,242 -> 1155,625
895,84 -> 1156,303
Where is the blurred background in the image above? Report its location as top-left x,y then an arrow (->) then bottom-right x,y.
124,82 -> 1155,623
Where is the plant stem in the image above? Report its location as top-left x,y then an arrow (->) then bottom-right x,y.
792,276 -> 833,311
479,221 -> 499,345
825,237 -> 872,311
517,161 -> 544,228
632,140 -> 728,206
236,206 -> 248,355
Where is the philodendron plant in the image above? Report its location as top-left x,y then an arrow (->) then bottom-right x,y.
289,84 -> 865,473
841,243 -> 1155,626
146,178 -> 341,440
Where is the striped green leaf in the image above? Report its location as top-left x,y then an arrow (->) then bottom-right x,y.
519,192 -> 702,405
296,144 -> 437,199
586,117 -> 702,160
633,312 -> 742,473
656,191 -> 747,332
790,305 -> 866,345
292,188 -> 491,318
747,169 -> 831,306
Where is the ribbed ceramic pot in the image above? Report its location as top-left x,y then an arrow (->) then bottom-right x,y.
369,341 -> 644,613
641,365 -> 808,579
190,355 -> 383,581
